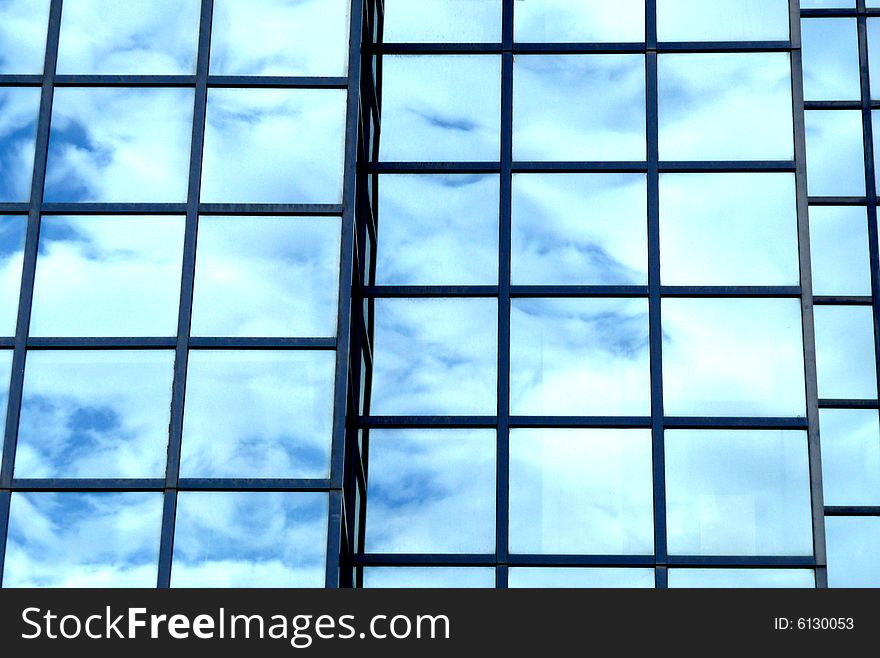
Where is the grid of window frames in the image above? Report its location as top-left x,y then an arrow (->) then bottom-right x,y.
801,0 -> 880,588
0,0 -> 365,588
354,0 -> 830,589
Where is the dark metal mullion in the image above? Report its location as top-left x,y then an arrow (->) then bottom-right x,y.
0,0 -> 63,586
156,0 -> 213,590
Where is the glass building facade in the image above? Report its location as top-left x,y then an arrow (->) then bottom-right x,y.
0,0 -> 876,589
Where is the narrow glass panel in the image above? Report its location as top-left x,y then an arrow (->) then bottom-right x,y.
509,429 -> 654,555
0,216 -> 26,335
0,0 -> 50,73
377,175 -> 499,285
210,0 -> 349,76
513,55 -> 646,161
0,351 -> 13,430
659,53 -> 793,161
826,517 -> 880,587
56,0 -> 201,74
657,0 -> 790,41
30,216 -> 184,337
809,206 -> 872,296
510,298 -> 651,416
662,299 -> 806,417
669,569 -> 815,588
514,0 -> 646,43
508,568 -> 655,588
384,0 -> 502,43
191,217 -> 340,338
804,110 -> 866,197
512,174 -> 648,285
820,410 -> 880,506
379,56 -> 501,162
365,429 -> 496,553
869,19 -> 880,99
371,299 -> 497,415
364,568 -> 495,588
15,351 -> 174,478
0,88 -> 40,201
181,351 -> 335,478
665,430 -> 814,556
44,87 -> 193,202
660,173 -> 799,285
814,306 -> 878,400
801,18 -> 861,101
3,492 -> 162,587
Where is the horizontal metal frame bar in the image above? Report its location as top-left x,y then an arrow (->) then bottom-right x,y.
372,41 -> 793,55
801,8 -> 880,17
818,399 -> 879,409
0,337 -> 336,350
360,285 -> 802,299
5,478 -> 332,492
25,203 -> 344,216
351,554 -> 816,568
368,161 -> 796,175
0,75 -> 349,89
359,416 -> 809,430
825,507 -> 880,516
814,296 -> 874,306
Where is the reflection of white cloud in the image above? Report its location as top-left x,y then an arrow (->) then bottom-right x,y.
819,409 -> 880,507
384,0 -> 501,43
0,216 -> 26,335
804,110 -> 866,197
514,0 -> 645,43
668,569 -> 814,588
814,306 -> 878,399
509,567 -> 654,588
364,567 -> 494,588
657,0 -> 790,41
0,0 -> 50,73
0,87 -> 41,201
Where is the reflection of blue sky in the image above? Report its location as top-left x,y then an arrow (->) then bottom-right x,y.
44,87 -> 193,202
668,569 -> 814,588
15,350 -> 173,478
4,492 -> 162,587
0,0 -> 50,73
510,298 -> 651,416
515,0 -> 645,43
377,175 -> 499,285
384,0 -> 501,43
508,568 -> 654,588
514,55 -> 645,161
869,20 -> 880,99
201,88 -> 346,203
365,429 -> 495,553
191,217 -> 340,337
30,216 -> 184,337
180,350 -> 335,478
56,0 -> 200,74
364,567 -> 494,588
0,216 -> 25,336
0,350 -> 12,432
820,409 -> 880,506
371,299 -> 497,415
809,206 -> 873,296
802,18 -> 860,102
826,517 -> 880,587
814,306 -> 878,400
659,53 -> 793,161
662,299 -> 806,417
512,174 -> 647,285
657,0 -> 790,41
804,110 -> 865,197
171,492 -> 327,588
0,88 -> 40,202
665,430 -> 813,556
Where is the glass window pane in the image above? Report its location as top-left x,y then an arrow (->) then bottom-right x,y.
15,351 -> 174,478
820,410 -> 880,506
210,0 -> 349,76
827,517 -> 880,587
44,87 -> 193,202
0,216 -> 26,335
669,569 -> 815,588
512,174 -> 648,285
30,216 -> 184,337
659,53 -> 793,161
0,0 -> 50,74
511,298 -> 650,416
181,351 -> 335,478
809,206 -> 873,296
384,0 -> 501,43
514,0 -> 646,43
371,298 -> 497,416
509,429 -> 654,555
201,88 -> 346,204
191,217 -> 340,338
804,110 -> 866,197
56,0 -> 200,74
513,55 -> 646,162
662,299 -> 806,417
660,173 -> 799,286
657,0 -> 790,41
814,306 -> 878,400
377,175 -> 499,286
3,492 -> 162,587
665,430 -> 814,556
364,568 -> 495,588
0,350 -> 13,430
171,492 -> 328,588
0,88 -> 40,202
379,56 -> 501,162
365,429 -> 496,553
802,18 -> 861,101
869,19 -> 880,99
508,568 -> 655,588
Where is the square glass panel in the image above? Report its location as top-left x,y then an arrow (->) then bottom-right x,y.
44,87 -> 193,202
15,350 -> 174,478
665,430 -> 814,556
802,18 -> 861,101
181,351 -> 335,478
171,492 -> 328,588
659,53 -> 794,161
804,110 -> 866,197
384,0 -> 502,43
826,517 -> 880,587
809,206 -> 872,296
514,0 -> 646,43
0,0 -> 51,73
365,429 -> 496,553
668,569 -> 815,588
371,298 -> 497,416
0,216 -> 26,335
814,306 -> 878,400
56,0 -> 201,74
660,173 -> 799,286
509,429 -> 654,555
379,56 -> 501,162
3,492 -> 162,587
512,174 -> 648,285
201,88 -> 346,204
662,299 -> 806,417
376,175 -> 499,285
657,0 -> 790,41
508,568 -> 655,588
513,55 -> 646,161
0,88 -> 41,202
363,568 -> 495,588
30,216 -> 184,337
510,298 -> 651,416
191,216 -> 340,338
820,410 -> 880,506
